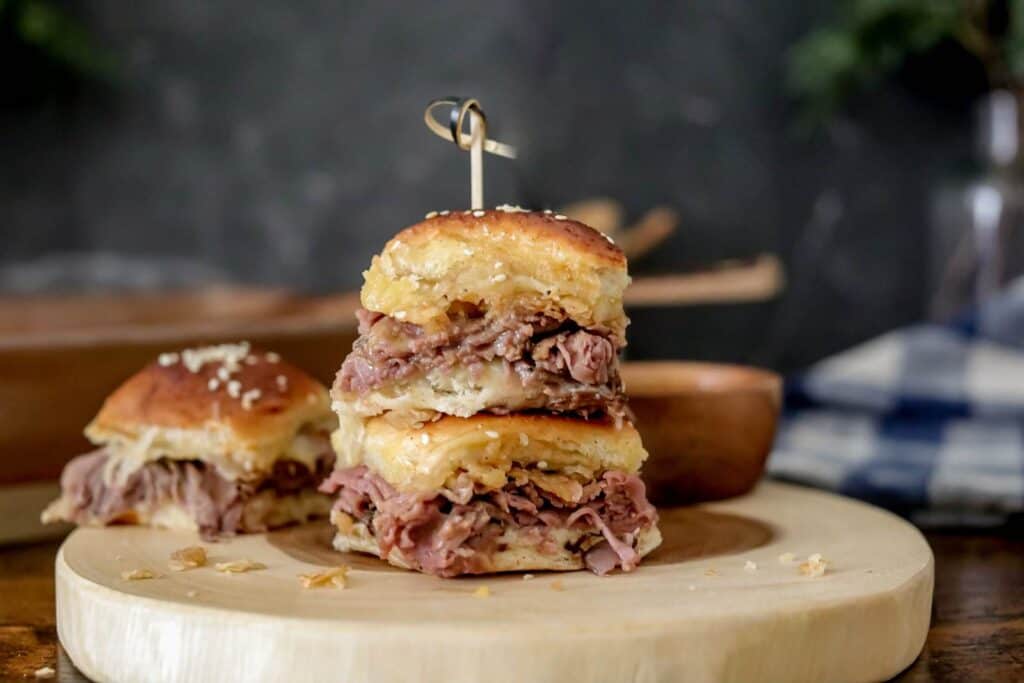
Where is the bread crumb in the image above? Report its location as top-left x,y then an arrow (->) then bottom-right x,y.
704,568 -> 719,577
425,210 -> 439,219
799,553 -> 828,578
300,565 -> 350,589
121,568 -> 157,581
180,342 -> 250,374
186,590 -> 199,598
169,546 -> 207,571
215,559 -> 266,574
485,430 -> 500,439
33,666 -> 55,679
522,574 -> 534,581
550,579 -> 565,591
473,585 -> 491,598
778,552 -> 796,565
744,560 -> 758,572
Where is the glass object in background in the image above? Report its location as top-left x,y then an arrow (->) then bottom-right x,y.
930,91 -> 1024,336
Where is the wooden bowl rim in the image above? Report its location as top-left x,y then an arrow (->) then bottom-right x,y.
622,360 -> 781,399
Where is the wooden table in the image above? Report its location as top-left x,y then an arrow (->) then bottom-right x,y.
2,527 -> 1021,682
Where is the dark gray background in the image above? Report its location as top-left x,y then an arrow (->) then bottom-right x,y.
0,2 -> 981,370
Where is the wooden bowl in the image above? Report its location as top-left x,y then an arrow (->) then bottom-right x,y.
623,361 -> 781,506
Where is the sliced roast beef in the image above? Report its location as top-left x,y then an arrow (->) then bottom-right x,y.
55,443 -> 335,540
319,465 -> 657,577
337,308 -> 626,420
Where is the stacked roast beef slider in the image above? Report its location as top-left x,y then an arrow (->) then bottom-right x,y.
323,208 -> 660,576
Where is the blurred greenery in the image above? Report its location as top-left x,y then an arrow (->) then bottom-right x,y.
789,1 -> 1023,125
1,0 -> 115,85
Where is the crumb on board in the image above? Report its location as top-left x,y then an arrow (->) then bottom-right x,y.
744,560 -> 758,572
704,568 -> 719,577
169,546 -> 207,571
121,568 -> 157,581
299,566 -> 350,589
799,553 -> 828,578
522,574 -> 535,581
186,590 -> 199,598
215,559 -> 266,574
549,579 -> 565,592
34,666 -> 55,679
473,585 -> 491,598
778,552 -> 796,565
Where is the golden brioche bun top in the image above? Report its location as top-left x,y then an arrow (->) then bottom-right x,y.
86,343 -> 335,480
331,412 -> 647,493
360,209 -> 630,335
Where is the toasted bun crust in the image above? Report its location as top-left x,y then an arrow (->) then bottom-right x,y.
332,412 -> 647,493
331,514 -> 662,574
86,343 -> 335,479
360,209 -> 629,335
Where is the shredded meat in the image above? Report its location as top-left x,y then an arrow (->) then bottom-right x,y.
319,465 -> 657,577
54,443 -> 335,540
337,308 -> 627,421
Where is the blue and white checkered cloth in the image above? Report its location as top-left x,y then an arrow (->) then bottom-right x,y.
769,279 -> 1024,526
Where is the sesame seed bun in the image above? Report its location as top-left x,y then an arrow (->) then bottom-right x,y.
331,411 -> 648,493
85,343 -> 335,480
360,209 -> 629,336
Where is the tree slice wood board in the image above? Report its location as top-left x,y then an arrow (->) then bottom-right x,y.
56,481 -> 933,683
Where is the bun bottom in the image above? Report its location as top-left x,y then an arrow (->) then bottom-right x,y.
43,489 -> 332,535
330,512 -> 662,575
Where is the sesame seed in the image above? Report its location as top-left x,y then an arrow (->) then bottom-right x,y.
157,352 -> 179,367
463,210 -> 473,215
543,209 -> 553,214
496,204 -> 527,213
537,460 -> 549,469
491,273 -> 507,283
241,388 -> 262,410
425,211 -> 438,219
420,433 -> 430,444
463,248 -> 474,256
207,378 -> 220,391
276,375 -> 288,391
227,380 -> 241,398
554,214 -> 567,221
485,430 -> 499,439
604,233 -> 616,244
244,355 -> 258,365
265,352 -> 280,363
494,261 -> 503,268
472,210 -> 486,217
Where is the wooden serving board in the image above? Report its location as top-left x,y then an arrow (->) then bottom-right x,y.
56,482 -> 932,683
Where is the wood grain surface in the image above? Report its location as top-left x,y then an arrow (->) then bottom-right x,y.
41,484 -> 932,682
1,506 -> 1020,681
